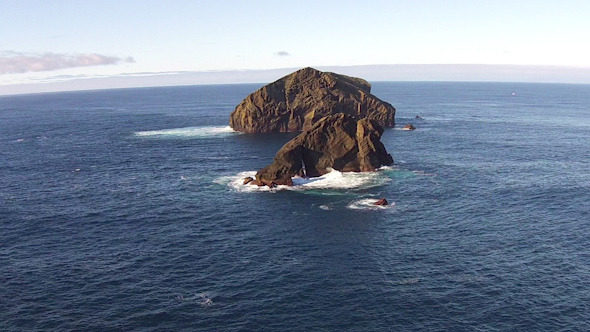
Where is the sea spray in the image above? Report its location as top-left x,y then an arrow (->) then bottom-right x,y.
135,126 -> 237,138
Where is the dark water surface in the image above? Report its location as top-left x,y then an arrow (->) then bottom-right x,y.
1,82 -> 589,331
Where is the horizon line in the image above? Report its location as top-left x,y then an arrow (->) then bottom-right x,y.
2,64 -> 590,96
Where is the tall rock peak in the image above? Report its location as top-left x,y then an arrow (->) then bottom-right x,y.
229,67 -> 395,133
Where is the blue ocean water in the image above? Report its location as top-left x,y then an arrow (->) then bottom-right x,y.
1,82 -> 589,331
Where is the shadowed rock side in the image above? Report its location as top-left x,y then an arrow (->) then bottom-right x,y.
255,114 -> 393,185
229,67 -> 396,133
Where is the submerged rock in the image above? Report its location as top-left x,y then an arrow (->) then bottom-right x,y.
244,178 -> 286,188
255,114 -> 393,184
248,179 -> 265,186
229,67 -> 396,133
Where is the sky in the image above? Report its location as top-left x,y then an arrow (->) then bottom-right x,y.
1,0 -> 590,94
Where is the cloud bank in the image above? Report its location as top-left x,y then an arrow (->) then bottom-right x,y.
0,52 -> 135,74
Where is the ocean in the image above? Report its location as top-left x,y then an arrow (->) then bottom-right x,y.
1,82 -> 589,331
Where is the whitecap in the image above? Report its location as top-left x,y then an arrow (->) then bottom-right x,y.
412,170 -> 437,177
198,293 -> 213,307
347,198 -> 394,210
386,278 -> 420,285
134,126 -> 237,138
398,277 -> 420,285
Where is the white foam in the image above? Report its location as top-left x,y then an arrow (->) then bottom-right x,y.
135,126 -> 237,138
220,168 -> 392,193
294,168 -> 391,190
347,198 -> 394,210
220,171 -> 281,193
217,171 -> 287,193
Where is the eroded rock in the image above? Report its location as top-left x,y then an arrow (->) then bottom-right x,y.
255,114 -> 393,184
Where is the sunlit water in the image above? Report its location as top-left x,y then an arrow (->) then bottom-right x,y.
1,83 -> 589,331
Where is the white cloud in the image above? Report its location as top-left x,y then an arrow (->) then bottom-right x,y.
0,52 -> 135,74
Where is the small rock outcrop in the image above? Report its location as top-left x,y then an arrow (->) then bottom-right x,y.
230,67 -> 396,133
402,124 -> 416,131
374,198 -> 389,206
254,114 -> 393,185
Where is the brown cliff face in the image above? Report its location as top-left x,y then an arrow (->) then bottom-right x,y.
229,67 -> 396,133
255,114 -> 393,185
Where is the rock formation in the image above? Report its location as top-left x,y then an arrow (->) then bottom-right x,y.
254,114 -> 393,185
230,67 -> 396,133
402,124 -> 416,131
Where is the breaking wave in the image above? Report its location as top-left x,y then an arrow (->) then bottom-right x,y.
135,126 -> 237,138
217,168 -> 392,193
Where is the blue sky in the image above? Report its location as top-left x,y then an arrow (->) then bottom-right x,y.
1,0 -> 590,94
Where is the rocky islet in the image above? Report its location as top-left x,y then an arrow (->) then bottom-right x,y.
230,67 -> 397,187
